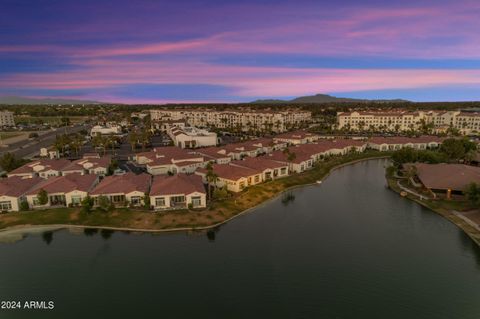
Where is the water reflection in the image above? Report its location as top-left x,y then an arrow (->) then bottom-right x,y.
84,228 -> 99,236
100,229 -> 115,240
42,231 -> 53,245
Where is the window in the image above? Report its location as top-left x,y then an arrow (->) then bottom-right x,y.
155,197 -> 165,207
191,196 -> 202,207
0,201 -> 12,211
71,196 -> 82,205
111,195 -> 125,203
130,196 -> 141,205
170,196 -> 185,203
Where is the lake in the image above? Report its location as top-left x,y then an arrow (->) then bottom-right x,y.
1,159 -> 479,319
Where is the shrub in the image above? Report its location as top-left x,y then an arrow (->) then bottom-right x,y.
19,200 -> 29,211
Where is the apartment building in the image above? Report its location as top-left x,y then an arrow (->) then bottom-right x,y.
337,110 -> 480,134
150,109 -> 311,132
0,111 -> 15,127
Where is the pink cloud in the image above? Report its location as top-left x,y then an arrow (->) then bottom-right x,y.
2,60 -> 480,98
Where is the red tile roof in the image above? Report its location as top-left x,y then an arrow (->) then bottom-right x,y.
150,174 -> 205,196
90,172 -> 151,195
26,174 -> 98,195
408,163 -> 480,191
233,157 -> 287,171
9,159 -> 71,175
0,176 -> 43,197
197,163 -> 261,181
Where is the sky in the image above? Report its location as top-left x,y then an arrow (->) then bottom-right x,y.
1,0 -> 480,103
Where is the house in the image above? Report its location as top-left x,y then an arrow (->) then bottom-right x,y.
150,174 -> 206,210
195,147 -> 232,164
273,130 -> 319,145
90,172 -> 151,207
368,136 -> 443,151
7,159 -> 71,179
135,147 -> 206,175
196,163 -> 263,192
267,149 -> 314,173
405,163 -> 480,199
232,157 -> 289,181
25,174 -> 99,209
62,156 -> 112,176
0,177 -> 43,211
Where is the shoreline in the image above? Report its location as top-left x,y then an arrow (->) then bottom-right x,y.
386,176 -> 480,247
0,155 -> 390,237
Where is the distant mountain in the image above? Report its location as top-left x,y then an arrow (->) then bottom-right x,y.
0,96 -> 106,105
251,94 -> 409,104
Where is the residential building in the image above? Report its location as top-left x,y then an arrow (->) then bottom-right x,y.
233,157 -> 289,181
25,174 -> 99,208
135,147 -> 206,175
367,136 -> 443,151
90,124 -> 122,136
150,174 -> 206,210
8,159 -> 71,179
273,130 -> 320,145
196,163 -> 263,192
90,172 -> 151,207
61,156 -> 112,176
40,147 -> 60,159
0,176 -> 43,211
167,126 -> 217,148
337,110 -> 480,135
0,111 -> 15,127
150,108 -> 311,133
405,163 -> 480,199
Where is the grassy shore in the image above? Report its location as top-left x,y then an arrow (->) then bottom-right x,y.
386,173 -> 480,246
0,151 -> 391,233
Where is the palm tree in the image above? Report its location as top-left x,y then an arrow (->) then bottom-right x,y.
205,162 -> 219,199
128,131 -> 138,151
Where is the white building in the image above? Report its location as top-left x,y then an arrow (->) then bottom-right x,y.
167,126 -> 217,149
90,124 -> 122,136
0,111 -> 15,127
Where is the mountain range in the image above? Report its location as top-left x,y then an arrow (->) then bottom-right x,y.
251,94 -> 409,104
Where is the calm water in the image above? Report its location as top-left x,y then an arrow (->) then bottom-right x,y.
1,159 -> 479,319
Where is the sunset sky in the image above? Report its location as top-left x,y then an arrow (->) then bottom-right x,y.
1,0 -> 480,103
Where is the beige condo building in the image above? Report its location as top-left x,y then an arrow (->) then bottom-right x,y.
150,109 -> 311,133
337,110 -> 480,135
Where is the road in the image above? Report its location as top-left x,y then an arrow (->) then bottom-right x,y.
0,124 -> 89,159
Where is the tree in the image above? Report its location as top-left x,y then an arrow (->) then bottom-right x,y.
128,131 -> 138,151
0,153 -> 27,172
464,183 -> 480,206
61,117 -> 71,126
440,138 -> 476,161
205,162 -> 219,199
19,200 -> 29,211
97,195 -> 111,212
108,159 -> 118,175
143,196 -> 151,209
81,196 -> 94,213
37,189 -> 49,206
